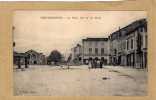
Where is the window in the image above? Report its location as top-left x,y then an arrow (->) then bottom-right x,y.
140,27 -> 143,32
28,54 -> 30,59
101,48 -> 104,55
114,49 -> 117,55
131,39 -> 133,49
95,48 -> 98,54
123,42 -> 126,49
140,35 -> 143,47
145,35 -> 147,47
89,48 -> 92,54
127,40 -> 129,50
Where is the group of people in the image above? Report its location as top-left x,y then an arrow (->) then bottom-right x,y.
88,59 -> 104,69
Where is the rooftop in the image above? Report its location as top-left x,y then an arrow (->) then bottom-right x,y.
13,52 -> 27,57
82,38 -> 108,42
110,18 -> 147,40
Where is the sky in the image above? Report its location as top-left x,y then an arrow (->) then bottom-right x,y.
13,11 -> 146,56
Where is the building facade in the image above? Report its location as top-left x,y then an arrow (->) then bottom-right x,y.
109,19 -> 147,68
82,38 -> 110,65
70,19 -> 147,68
25,50 -> 47,65
13,51 -> 27,65
71,44 -> 82,63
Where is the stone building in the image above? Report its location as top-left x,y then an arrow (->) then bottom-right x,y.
71,44 -> 82,63
13,51 -> 27,65
39,53 -> 47,65
109,18 -> 147,68
71,18 -> 147,68
82,38 -> 110,64
25,50 -> 47,65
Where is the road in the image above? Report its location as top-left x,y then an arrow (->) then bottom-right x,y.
13,65 -> 147,96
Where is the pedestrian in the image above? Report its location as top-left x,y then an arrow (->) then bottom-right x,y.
100,60 -> 103,68
17,57 -> 21,69
67,54 -> 72,69
97,60 -> 100,68
93,59 -> 97,68
88,60 -> 92,69
25,56 -> 28,68
86,60 -> 89,65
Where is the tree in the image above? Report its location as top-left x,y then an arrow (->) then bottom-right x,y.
48,50 -> 62,65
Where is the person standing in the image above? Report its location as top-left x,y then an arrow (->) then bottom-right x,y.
25,56 -> 28,68
17,57 -> 21,69
67,54 -> 72,69
93,59 -> 97,68
100,59 -> 103,68
97,60 -> 100,68
88,60 -> 92,69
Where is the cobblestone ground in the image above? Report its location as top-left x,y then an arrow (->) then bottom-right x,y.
13,65 -> 147,96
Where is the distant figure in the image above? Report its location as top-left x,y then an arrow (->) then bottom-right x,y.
91,60 -> 94,68
86,60 -> 89,65
67,54 -> 72,69
100,60 -> 103,68
92,59 -> 96,68
97,60 -> 100,68
17,57 -> 21,69
25,57 -> 28,68
95,60 -> 98,68
88,60 -> 92,69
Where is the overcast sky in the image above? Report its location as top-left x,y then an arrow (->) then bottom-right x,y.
13,11 -> 146,56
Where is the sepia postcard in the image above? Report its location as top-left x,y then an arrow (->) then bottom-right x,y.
0,0 -> 156,100
13,10 -> 147,96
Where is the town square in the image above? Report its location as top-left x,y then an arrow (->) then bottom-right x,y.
13,11 -> 147,96
14,65 -> 147,96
